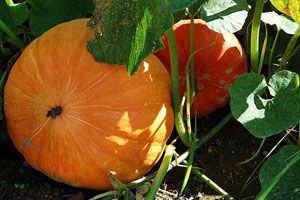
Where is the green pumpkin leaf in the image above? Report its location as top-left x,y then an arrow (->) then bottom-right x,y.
270,0 -> 300,24
257,145 -> 300,200
168,0 -> 198,12
0,0 -> 28,29
261,12 -> 299,34
229,70 -> 300,138
28,0 -> 94,37
87,0 -> 180,76
199,0 -> 249,33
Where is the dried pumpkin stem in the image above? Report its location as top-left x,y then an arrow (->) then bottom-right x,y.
0,19 -> 25,49
166,29 -> 190,146
250,0 -> 265,73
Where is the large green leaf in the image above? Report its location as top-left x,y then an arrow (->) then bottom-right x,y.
199,0 -> 249,33
229,70 -> 300,138
28,0 -> 94,37
257,145 -> 300,200
270,0 -> 300,24
168,0 -> 198,12
88,0 -> 195,76
0,0 -> 28,29
261,12 -> 299,34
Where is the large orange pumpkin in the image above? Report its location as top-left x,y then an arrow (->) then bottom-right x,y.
155,19 -> 247,117
4,19 -> 174,190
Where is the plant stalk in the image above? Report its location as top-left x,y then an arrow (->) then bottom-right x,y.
183,160 -> 234,200
145,145 -> 174,200
0,20 -> 25,49
279,26 -> 300,70
258,24 -> 268,74
185,54 -> 192,144
166,29 -> 189,146
180,117 -> 197,195
250,0 -> 265,73
268,29 -> 281,79
189,16 -> 195,102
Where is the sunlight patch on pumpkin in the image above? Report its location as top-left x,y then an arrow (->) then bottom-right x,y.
117,105 -> 167,139
117,111 -> 145,135
106,135 -> 129,146
143,61 -> 149,73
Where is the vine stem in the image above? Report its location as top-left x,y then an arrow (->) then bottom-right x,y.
189,15 -> 195,102
250,0 -> 265,73
268,29 -> 281,79
166,29 -> 189,146
257,24 -> 268,74
279,26 -> 300,70
0,20 -> 25,49
145,145 -> 174,200
180,117 -> 197,195
183,160 -> 234,199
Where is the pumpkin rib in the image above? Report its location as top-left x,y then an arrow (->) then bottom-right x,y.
66,114 -> 108,135
64,124 -> 107,181
71,68 -> 119,101
47,120 -> 108,188
30,118 -> 50,141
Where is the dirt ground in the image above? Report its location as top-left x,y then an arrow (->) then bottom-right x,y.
0,107 -> 282,200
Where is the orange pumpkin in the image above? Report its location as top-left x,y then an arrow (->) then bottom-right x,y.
155,19 -> 248,117
4,19 -> 174,190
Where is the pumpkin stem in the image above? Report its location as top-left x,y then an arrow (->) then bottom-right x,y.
46,106 -> 63,118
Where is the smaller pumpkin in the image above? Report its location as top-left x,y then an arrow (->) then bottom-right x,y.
4,19 -> 174,190
155,19 -> 248,117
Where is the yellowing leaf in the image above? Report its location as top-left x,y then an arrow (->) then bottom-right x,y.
270,0 -> 300,24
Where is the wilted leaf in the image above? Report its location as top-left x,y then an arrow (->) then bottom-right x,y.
270,0 -> 300,24
199,0 -> 249,33
229,70 -> 300,138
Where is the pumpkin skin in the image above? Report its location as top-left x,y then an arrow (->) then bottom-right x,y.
4,19 -> 174,190
155,19 -> 247,117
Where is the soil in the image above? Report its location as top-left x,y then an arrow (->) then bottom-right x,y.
0,106 -> 282,200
